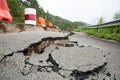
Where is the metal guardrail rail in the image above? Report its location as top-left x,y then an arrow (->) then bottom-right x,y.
87,19 -> 120,28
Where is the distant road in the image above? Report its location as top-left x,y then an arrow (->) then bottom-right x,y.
75,32 -> 120,50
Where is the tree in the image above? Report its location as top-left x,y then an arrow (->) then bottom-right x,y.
113,11 -> 120,20
97,16 -> 105,24
7,0 -> 87,31
7,0 -> 24,23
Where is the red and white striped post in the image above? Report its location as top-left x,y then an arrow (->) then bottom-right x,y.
25,8 -> 36,25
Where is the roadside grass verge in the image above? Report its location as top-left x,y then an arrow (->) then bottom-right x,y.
74,25 -> 120,42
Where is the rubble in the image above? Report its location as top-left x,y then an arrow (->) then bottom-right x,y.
65,43 -> 74,47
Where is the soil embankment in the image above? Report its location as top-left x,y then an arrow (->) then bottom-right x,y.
0,21 -> 61,33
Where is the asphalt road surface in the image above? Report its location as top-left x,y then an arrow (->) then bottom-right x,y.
0,31 -> 120,80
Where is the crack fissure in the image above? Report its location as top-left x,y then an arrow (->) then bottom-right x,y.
20,52 -> 108,80
19,36 -> 69,56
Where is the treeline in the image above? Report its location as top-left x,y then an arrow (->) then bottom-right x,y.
7,0 -> 86,31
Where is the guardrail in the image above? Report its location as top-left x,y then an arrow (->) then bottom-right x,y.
87,19 -> 120,28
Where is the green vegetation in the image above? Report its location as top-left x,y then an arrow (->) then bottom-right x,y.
7,0 -> 120,41
7,0 -> 86,31
113,11 -> 120,20
74,12 -> 120,42
7,0 -> 24,23
74,25 -> 120,42
97,16 -> 105,24
7,0 -> 46,23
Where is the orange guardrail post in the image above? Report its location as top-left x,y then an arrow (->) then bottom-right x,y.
47,22 -> 53,27
38,17 -> 45,27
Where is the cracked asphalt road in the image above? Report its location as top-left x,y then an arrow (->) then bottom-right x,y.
0,31 -> 120,80
72,32 -> 120,79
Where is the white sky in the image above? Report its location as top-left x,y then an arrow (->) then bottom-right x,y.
37,0 -> 120,24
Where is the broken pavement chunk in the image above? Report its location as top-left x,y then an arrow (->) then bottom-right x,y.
79,45 -> 85,47
70,62 -> 107,80
65,43 -> 74,47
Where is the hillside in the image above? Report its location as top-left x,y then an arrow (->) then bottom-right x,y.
7,0 -> 87,31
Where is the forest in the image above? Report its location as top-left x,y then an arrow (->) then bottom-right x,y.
7,0 -> 87,31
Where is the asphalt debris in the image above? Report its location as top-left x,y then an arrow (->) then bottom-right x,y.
65,43 -> 74,47
71,41 -> 79,46
79,45 -> 85,48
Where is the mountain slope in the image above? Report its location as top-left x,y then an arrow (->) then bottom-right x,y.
7,0 -> 87,31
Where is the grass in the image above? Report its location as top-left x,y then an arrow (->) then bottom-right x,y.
74,25 -> 120,42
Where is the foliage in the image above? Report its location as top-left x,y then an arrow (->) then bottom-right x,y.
97,16 -> 105,24
7,0 -> 86,31
74,28 -> 81,32
113,11 -> 120,20
7,0 -> 24,23
76,25 -> 120,42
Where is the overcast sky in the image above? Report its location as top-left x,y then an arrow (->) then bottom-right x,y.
37,0 -> 120,24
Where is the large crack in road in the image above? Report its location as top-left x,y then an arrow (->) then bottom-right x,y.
0,32 -> 117,80
20,52 -> 108,80
0,35 -> 69,63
